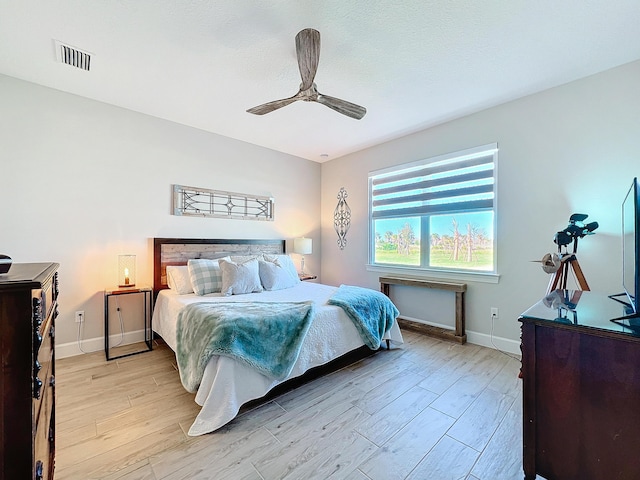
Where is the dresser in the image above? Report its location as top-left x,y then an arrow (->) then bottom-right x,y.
0,263 -> 59,480
519,290 -> 640,480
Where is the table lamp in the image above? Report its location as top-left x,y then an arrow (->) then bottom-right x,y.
293,238 -> 312,275
118,254 -> 136,287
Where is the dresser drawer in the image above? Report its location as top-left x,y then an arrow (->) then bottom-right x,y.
34,308 -> 54,421
0,262 -> 58,480
34,382 -> 54,480
36,272 -> 58,327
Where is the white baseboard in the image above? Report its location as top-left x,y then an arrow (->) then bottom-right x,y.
57,321 -> 521,359
56,329 -> 146,359
397,315 -> 521,356
465,330 -> 521,356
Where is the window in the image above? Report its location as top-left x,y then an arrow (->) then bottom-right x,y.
369,144 -> 497,275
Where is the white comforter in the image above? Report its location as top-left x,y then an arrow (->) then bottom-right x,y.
152,282 -> 404,435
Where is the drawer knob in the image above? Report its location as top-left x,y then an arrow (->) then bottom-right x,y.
34,331 -> 42,350
35,460 -> 43,480
33,377 -> 43,399
34,360 -> 42,375
32,298 -> 43,328
49,375 -> 55,387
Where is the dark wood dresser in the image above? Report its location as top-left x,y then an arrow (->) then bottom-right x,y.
519,290 -> 640,480
0,263 -> 59,480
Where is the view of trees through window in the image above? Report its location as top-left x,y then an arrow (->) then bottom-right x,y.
374,211 -> 494,271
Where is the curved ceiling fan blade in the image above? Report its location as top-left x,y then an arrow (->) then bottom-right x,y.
295,28 -> 320,91
247,29 -> 367,120
246,95 -> 300,115
316,93 -> 367,120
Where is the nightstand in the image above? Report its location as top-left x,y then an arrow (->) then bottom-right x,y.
298,274 -> 317,281
104,286 -> 153,360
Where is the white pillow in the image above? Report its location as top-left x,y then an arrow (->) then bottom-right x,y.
187,258 -> 225,295
219,258 -> 263,296
166,265 -> 193,295
258,259 -> 299,291
262,254 -> 301,284
230,254 -> 263,263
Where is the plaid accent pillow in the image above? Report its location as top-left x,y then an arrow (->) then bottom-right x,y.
187,259 -> 224,295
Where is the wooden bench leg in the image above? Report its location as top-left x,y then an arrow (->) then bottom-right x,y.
455,291 -> 465,338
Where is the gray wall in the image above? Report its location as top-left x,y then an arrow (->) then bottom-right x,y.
320,60 -> 640,351
2,59 -> 638,357
0,74 -> 321,355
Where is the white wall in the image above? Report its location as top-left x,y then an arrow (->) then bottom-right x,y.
0,74 -> 321,356
320,60 -> 640,351
3,59 -> 638,357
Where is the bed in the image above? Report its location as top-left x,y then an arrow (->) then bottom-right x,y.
152,238 -> 404,436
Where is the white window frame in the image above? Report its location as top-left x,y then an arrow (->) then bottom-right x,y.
367,143 -> 499,284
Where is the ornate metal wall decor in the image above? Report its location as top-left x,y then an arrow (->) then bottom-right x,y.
334,187 -> 351,249
173,185 -> 274,221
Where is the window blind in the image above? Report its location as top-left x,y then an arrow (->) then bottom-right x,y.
370,150 -> 495,220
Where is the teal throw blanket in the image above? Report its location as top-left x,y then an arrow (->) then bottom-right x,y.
328,285 -> 399,349
176,301 -> 315,391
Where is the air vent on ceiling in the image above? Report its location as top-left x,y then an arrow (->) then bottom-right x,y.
54,40 -> 91,71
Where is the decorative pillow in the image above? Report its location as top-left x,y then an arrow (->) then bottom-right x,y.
219,258 -> 263,296
230,254 -> 263,264
258,259 -> 299,291
166,265 -> 193,295
262,254 -> 301,285
187,259 -> 224,296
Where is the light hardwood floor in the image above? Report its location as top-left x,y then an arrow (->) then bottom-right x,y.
56,330 -> 529,480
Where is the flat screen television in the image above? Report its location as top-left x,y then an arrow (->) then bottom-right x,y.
622,177 -> 640,315
612,177 -> 640,319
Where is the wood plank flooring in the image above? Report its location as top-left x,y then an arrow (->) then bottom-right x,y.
56,330 -> 530,480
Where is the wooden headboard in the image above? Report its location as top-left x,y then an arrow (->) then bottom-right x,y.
153,238 -> 286,294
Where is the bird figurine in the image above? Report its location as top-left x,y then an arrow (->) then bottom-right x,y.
531,252 -> 561,274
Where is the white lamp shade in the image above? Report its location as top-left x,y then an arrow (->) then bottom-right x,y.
293,237 -> 312,255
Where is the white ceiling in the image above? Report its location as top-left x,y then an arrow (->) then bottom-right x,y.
1,1 -> 639,162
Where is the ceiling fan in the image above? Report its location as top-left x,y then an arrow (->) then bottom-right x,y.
246,28 -> 367,120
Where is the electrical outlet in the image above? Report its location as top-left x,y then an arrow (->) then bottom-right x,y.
491,307 -> 499,319
75,311 -> 85,323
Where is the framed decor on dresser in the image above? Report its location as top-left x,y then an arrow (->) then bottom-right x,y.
0,262 -> 59,480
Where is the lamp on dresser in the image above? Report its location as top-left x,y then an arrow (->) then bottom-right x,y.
293,237 -> 312,275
